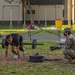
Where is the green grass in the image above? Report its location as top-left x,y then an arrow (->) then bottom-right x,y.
0,40 -> 75,75
0,24 -> 24,29
0,24 -> 75,35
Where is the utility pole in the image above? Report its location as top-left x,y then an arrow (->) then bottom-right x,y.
68,0 -> 71,25
72,0 -> 74,24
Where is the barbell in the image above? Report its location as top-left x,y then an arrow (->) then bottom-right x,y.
1,39 -> 44,49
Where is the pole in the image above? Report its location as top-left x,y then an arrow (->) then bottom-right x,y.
68,0 -> 71,25
61,0 -> 63,24
28,29 -> 31,42
2,6 -> 4,25
9,7 -> 13,29
23,0 -> 26,29
18,6 -> 20,26
38,5 -> 40,27
28,0 -> 33,25
55,5 -> 56,20
58,29 -> 61,41
45,6 -> 47,30
72,0 -> 74,24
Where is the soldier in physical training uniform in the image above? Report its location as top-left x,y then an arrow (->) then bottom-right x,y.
4,33 -> 25,61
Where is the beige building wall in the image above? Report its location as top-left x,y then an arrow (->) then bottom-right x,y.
69,0 -> 72,21
25,5 -> 38,20
1,0 -> 74,24
0,0 -> 22,21
64,0 -> 68,20
25,5 -> 64,21
64,0 -> 75,21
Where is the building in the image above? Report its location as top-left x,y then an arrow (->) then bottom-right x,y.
0,0 -> 22,25
0,0 -> 75,25
25,0 -> 65,25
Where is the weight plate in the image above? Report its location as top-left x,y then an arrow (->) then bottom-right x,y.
2,39 -> 5,48
32,39 -> 37,49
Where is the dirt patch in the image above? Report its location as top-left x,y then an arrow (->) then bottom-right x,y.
43,54 -> 64,64
0,54 -> 75,65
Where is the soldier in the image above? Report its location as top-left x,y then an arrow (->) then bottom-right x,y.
63,28 -> 75,64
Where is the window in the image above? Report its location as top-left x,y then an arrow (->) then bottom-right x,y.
32,10 -> 35,14
27,10 -> 35,14
27,10 -> 30,14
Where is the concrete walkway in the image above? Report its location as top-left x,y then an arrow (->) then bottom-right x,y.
22,34 -> 65,41
1,33 -> 65,41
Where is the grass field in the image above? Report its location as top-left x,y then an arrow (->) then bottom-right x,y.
0,40 -> 75,75
0,25 -> 75,75
46,24 -> 75,30
0,24 -> 75,35
0,25 -> 75,34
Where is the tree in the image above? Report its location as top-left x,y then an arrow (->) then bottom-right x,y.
21,0 -> 27,28
22,0 -> 34,25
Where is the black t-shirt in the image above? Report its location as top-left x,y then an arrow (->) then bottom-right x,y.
5,34 -> 20,46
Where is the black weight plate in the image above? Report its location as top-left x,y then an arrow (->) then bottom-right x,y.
32,39 -> 37,49
29,55 -> 44,62
2,39 -> 5,48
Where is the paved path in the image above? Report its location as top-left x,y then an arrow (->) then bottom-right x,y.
2,33 -> 65,41
22,34 -> 65,41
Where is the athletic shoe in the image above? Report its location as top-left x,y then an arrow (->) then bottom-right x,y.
14,55 -> 18,59
20,47 -> 25,52
23,51 -> 26,57
20,47 -> 26,57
